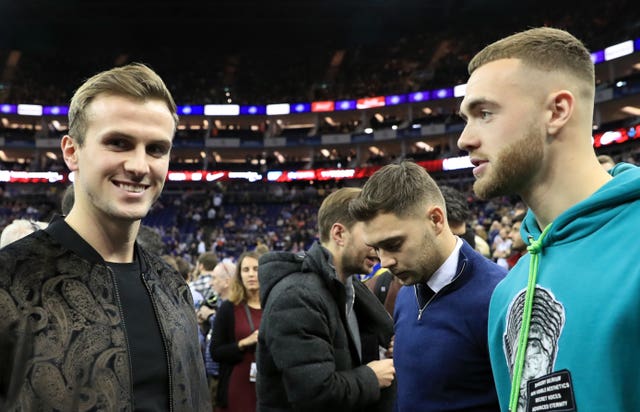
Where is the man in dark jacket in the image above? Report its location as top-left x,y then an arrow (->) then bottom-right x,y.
0,63 -> 210,411
256,187 -> 396,412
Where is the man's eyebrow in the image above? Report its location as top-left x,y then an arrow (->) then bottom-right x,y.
459,97 -> 493,118
369,235 -> 405,248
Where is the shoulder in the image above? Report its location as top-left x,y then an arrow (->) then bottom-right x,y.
218,299 -> 237,314
1,231 -> 70,279
461,244 -> 508,280
266,272 -> 331,309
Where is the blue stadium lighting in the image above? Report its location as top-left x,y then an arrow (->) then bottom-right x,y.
177,105 -> 204,115
408,91 -> 430,102
43,106 -> 69,116
385,95 -> 407,106
1,104 -> 17,114
433,88 -> 453,99
292,103 -> 311,113
335,100 -> 357,111
591,50 -> 605,64
240,105 -> 266,115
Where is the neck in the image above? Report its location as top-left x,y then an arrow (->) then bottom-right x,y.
322,242 -> 347,283
521,138 -> 611,228
65,209 -> 139,263
246,291 -> 261,308
440,230 -> 458,263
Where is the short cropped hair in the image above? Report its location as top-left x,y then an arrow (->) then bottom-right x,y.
439,185 -> 470,225
68,62 -> 178,146
198,252 -> 219,271
469,27 -> 595,98
317,187 -> 362,244
350,160 -> 444,222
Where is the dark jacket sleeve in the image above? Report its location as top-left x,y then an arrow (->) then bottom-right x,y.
210,300 -> 243,365
209,300 -> 243,408
264,280 -> 380,411
353,278 -> 394,357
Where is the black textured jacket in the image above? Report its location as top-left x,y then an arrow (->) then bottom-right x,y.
256,242 -> 395,412
0,217 -> 211,411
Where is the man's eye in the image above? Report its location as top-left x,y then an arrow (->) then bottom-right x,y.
107,139 -> 132,150
480,110 -> 492,120
148,145 -> 169,157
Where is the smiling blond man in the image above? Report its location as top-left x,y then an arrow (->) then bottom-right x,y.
0,63 -> 210,411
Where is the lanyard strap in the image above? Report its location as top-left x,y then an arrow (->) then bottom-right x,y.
243,303 -> 255,332
508,223 -> 552,412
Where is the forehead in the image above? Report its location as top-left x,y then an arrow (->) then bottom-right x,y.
240,256 -> 258,268
85,94 -> 175,140
461,59 -> 527,113
362,212 -> 416,244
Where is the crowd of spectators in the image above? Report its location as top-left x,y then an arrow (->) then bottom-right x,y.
0,158 -> 633,273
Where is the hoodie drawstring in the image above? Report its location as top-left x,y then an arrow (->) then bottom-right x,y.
508,223 -> 553,412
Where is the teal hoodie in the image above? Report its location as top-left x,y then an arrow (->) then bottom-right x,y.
488,162 -> 640,412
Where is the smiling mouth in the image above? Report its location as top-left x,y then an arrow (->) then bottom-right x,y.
115,182 -> 148,193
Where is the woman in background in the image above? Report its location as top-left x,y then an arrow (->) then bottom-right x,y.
210,250 -> 262,412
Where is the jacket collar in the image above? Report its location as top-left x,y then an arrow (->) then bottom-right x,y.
45,214 -> 148,271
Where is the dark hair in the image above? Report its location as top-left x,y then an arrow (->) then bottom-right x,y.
439,185 -> 470,225
317,187 -> 361,244
197,251 -> 219,271
350,160 -> 444,222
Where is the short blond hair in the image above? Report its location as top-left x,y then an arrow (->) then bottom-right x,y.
469,27 -> 595,99
68,62 -> 178,146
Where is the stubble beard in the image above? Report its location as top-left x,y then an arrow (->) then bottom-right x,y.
473,126 -> 545,200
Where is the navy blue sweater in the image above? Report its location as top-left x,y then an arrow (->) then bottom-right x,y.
393,240 -> 506,412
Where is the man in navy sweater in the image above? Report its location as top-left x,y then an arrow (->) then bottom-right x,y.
350,160 -> 507,412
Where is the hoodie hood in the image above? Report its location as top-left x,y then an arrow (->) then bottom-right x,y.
521,162 -> 640,248
258,242 -> 338,305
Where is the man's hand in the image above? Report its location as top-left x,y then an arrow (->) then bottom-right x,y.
197,305 -> 215,324
384,335 -> 394,359
366,358 -> 395,388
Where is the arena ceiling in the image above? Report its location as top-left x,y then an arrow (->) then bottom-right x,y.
0,0 -> 537,53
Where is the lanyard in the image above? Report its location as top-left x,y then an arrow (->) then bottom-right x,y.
243,303 -> 255,332
508,223 -> 552,412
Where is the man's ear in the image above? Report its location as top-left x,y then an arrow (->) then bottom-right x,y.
61,135 -> 80,171
330,222 -> 347,246
426,205 -> 446,234
546,90 -> 574,136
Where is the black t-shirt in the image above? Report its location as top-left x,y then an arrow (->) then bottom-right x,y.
108,260 -> 169,412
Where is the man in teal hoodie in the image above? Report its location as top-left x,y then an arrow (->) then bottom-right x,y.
458,27 -> 640,411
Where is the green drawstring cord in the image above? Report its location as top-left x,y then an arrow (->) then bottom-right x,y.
508,223 -> 553,412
